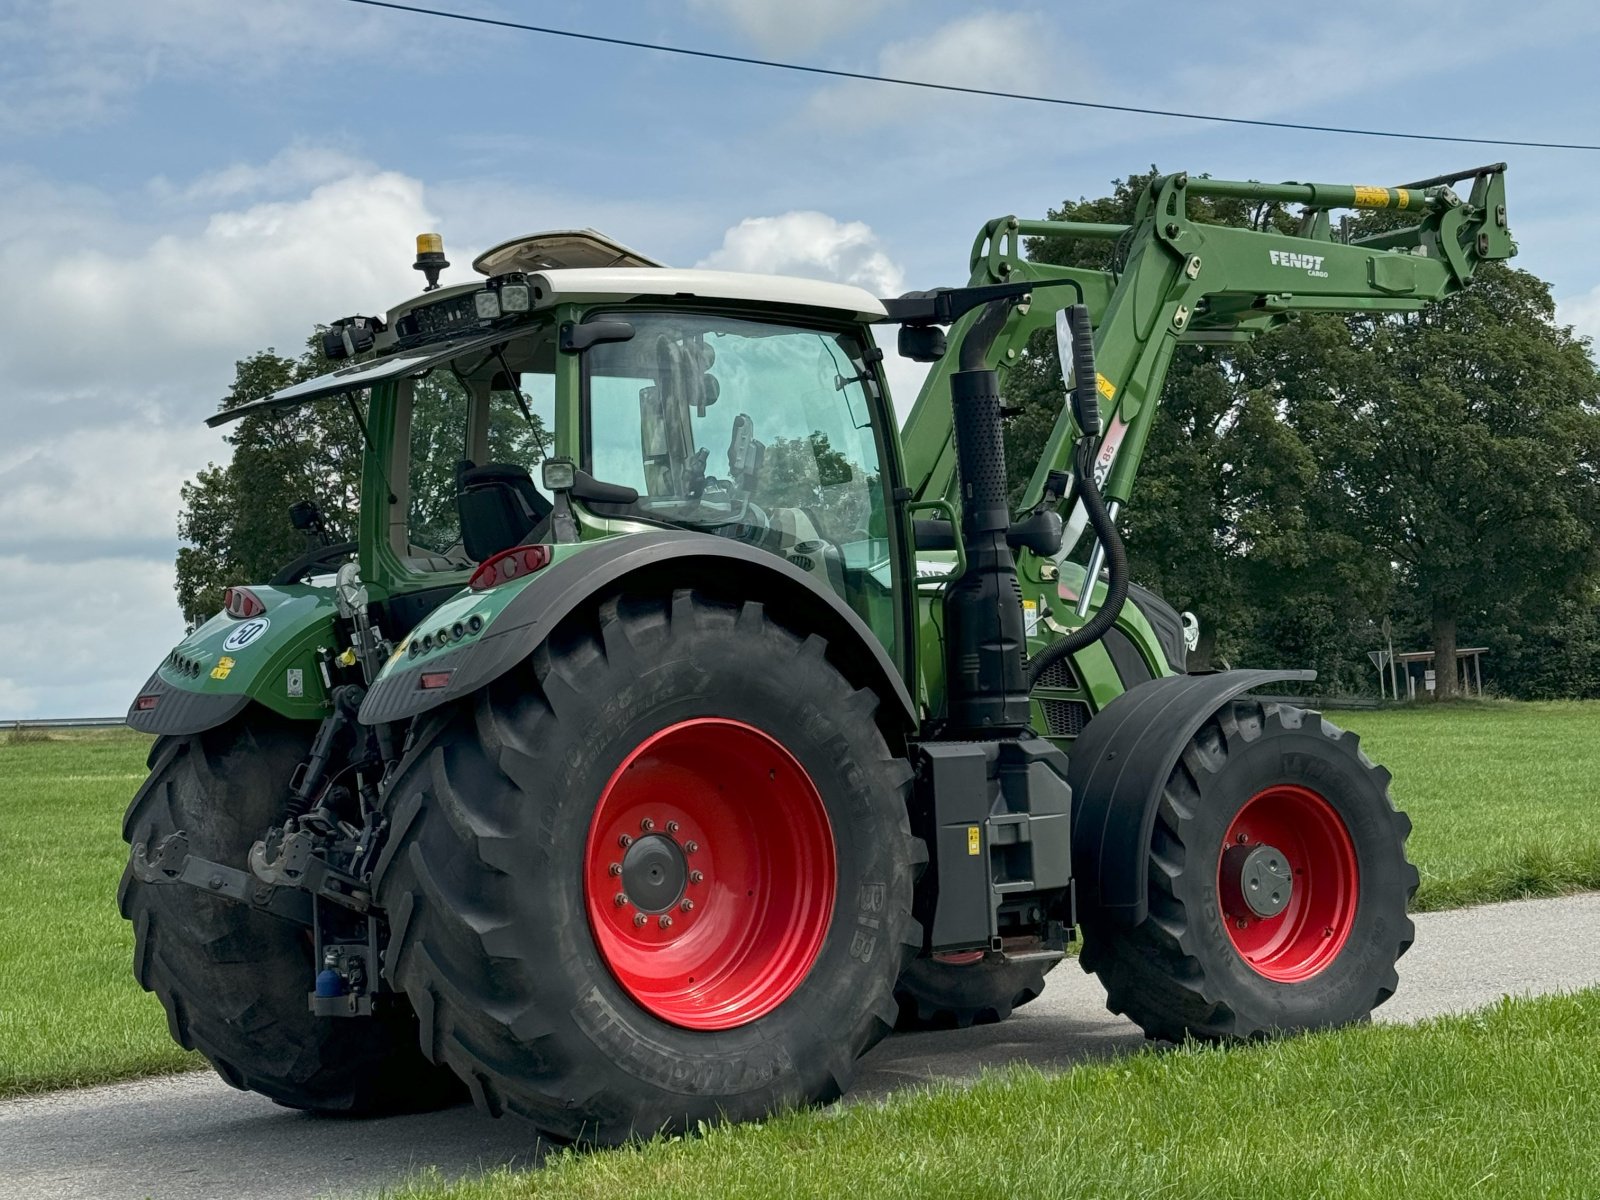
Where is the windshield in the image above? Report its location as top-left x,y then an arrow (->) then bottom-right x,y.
582,310 -> 897,651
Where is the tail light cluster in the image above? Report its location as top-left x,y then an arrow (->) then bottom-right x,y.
223,587 -> 266,619
469,545 -> 552,592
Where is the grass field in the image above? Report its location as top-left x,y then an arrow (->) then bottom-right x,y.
373,987 -> 1600,1200
1,699 -> 1596,1100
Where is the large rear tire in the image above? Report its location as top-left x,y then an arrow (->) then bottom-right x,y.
118,716 -> 463,1113
373,589 -> 922,1143
1079,700 -> 1417,1042
894,954 -> 1055,1030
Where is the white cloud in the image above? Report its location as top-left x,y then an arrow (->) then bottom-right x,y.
0,554 -> 186,719
698,211 -> 905,295
807,11 -> 1055,128
1558,284 -> 1600,355
0,165 -> 437,406
0,0 -> 403,135
686,0 -> 903,53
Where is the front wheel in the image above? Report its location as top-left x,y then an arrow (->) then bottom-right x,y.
1079,701 -> 1417,1041
373,588 -> 922,1143
894,953 -> 1055,1030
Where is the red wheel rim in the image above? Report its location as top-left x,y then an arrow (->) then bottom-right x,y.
1217,784 -> 1359,983
583,718 -> 836,1030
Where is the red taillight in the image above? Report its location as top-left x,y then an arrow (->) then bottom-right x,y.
135,694 -> 159,711
223,587 -> 266,619
470,544 -> 552,592
419,671 -> 454,690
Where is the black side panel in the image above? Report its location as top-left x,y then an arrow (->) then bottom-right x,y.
1100,626 -> 1155,689
359,530 -> 917,730
126,671 -> 251,736
1066,668 -> 1314,928
1126,582 -> 1187,673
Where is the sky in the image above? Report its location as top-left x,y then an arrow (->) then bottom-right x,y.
1,0 -> 1598,717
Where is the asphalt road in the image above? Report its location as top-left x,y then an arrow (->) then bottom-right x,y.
6,893 -> 1599,1200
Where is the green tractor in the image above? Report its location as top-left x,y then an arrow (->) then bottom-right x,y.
123,166 -> 1512,1140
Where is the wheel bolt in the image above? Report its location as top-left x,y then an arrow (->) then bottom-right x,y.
680,899 -> 694,913
666,820 -> 679,834
614,892 -> 629,907
1323,926 -> 1334,938
633,913 -> 647,927
608,863 -> 622,876
658,914 -> 673,929
689,870 -> 703,885
618,834 -> 633,848
640,818 -> 655,832
684,840 -> 699,854
1236,833 -> 1249,844
1235,918 -> 1248,930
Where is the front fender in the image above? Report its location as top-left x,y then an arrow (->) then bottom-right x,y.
358,530 -> 917,730
127,585 -> 338,735
1066,668 -> 1315,928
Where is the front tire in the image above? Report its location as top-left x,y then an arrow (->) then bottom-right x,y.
1079,700 -> 1417,1042
373,588 -> 921,1143
118,716 -> 462,1113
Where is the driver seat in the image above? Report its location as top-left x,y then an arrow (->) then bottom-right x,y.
455,461 -> 552,561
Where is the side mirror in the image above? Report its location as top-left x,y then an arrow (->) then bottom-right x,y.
898,325 -> 947,363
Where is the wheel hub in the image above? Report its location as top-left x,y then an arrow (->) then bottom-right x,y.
619,833 -> 687,913
1222,842 -> 1292,919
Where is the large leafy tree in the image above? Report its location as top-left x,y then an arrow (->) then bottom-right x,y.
1006,172 -> 1600,697
175,337 -> 550,625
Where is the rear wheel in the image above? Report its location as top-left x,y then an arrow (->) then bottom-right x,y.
1079,701 -> 1417,1042
373,588 -> 921,1143
894,953 -> 1055,1030
118,716 -> 461,1113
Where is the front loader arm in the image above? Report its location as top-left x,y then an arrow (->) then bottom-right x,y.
901,164 -> 1513,515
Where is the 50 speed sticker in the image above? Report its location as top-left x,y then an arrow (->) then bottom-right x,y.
222,617 -> 270,651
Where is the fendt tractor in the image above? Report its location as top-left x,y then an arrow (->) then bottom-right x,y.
123,165 -> 1512,1140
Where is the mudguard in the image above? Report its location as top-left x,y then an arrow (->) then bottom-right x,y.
126,585 -> 339,735
1066,668 -> 1315,928
358,529 -> 918,729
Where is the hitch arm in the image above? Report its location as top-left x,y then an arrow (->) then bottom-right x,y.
131,832 -> 312,926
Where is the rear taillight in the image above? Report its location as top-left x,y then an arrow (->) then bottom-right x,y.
470,545 -> 552,591
135,694 -> 159,711
419,671 -> 454,690
223,587 -> 266,619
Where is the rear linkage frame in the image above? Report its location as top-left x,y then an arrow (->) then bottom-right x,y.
131,559 -> 405,1018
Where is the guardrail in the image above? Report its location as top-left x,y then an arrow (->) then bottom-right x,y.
2,716 -> 128,730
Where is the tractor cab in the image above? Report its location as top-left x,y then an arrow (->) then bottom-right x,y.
212,235 -> 906,663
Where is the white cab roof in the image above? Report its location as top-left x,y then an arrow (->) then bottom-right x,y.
529,268 -> 888,320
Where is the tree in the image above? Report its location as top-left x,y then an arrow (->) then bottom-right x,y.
1274,263 -> 1600,698
176,338 -> 362,625
175,337 -> 550,625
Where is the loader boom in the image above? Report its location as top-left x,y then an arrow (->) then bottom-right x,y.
901,164 -> 1513,514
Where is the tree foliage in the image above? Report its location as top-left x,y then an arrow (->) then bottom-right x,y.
1007,171 -> 1600,697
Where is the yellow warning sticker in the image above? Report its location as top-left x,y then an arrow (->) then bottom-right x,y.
1396,188 -> 1411,211
210,656 -> 235,681
967,826 -> 981,856
1096,373 -> 1116,400
1353,186 -> 1390,209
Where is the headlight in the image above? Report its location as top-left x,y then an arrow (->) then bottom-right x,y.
498,281 -> 531,313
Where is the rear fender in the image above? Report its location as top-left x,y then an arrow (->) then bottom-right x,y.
358,530 -> 917,734
126,585 -> 339,735
1066,668 -> 1314,928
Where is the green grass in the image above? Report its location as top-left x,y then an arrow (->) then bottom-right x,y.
1,701 -> 1597,1100
1336,700 -> 1600,910
372,988 -> 1600,1200
0,728 -> 198,1097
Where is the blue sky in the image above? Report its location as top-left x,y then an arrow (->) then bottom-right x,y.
1,0 -> 1597,717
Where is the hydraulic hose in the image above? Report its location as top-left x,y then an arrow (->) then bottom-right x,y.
1024,334 -> 1139,691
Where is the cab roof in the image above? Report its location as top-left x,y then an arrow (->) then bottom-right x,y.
521,267 -> 888,321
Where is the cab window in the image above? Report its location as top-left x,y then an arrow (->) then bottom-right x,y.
582,311 -> 896,650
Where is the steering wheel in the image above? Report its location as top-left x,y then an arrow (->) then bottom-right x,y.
269,540 -> 358,585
